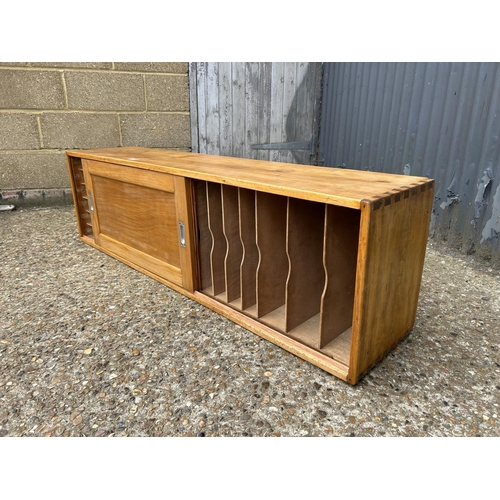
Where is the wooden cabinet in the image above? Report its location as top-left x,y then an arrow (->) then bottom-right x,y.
67,147 -> 434,384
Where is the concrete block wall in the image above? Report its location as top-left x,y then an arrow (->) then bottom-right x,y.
0,62 -> 190,205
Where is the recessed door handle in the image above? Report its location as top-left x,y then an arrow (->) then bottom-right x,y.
178,221 -> 186,247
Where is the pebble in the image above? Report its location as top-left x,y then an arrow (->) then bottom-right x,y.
0,207 -> 498,438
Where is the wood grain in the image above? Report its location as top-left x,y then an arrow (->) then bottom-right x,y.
68,148 -> 431,209
91,175 -> 180,268
97,233 -> 183,286
349,184 -> 434,384
86,159 -> 174,192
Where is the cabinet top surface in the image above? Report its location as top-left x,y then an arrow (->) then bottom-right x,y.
68,147 -> 433,209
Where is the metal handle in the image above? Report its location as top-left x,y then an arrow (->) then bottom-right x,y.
178,221 -> 186,247
88,193 -> 94,212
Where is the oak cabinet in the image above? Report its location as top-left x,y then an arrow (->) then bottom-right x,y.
67,147 -> 434,384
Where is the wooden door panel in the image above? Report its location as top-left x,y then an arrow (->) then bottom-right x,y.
82,160 -> 193,289
92,175 -> 181,267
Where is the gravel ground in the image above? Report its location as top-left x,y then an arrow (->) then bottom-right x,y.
0,206 -> 499,437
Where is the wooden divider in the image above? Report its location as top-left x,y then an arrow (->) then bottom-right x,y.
256,192 -> 288,329
222,185 -> 243,304
319,205 -> 360,348
238,188 -> 258,311
197,180 -> 358,363
194,181 -> 212,290
206,182 -> 227,296
285,198 -> 325,335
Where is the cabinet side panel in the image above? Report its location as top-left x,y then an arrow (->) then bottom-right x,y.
350,183 -> 434,383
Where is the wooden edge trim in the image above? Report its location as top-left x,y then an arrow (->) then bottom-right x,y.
67,152 -> 362,209
79,236 -> 350,383
173,176 -> 196,292
81,235 -> 95,246
348,200 -> 372,384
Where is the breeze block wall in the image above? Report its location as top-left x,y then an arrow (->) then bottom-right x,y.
0,62 -> 190,206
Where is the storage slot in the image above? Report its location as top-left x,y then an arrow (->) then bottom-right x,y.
206,182 -> 227,296
285,198 -> 325,347
256,192 -> 288,332
196,181 -> 359,370
222,185 -> 243,306
194,180 -> 212,291
319,205 -> 360,348
321,327 -> 352,367
68,156 -> 93,239
238,188 -> 258,312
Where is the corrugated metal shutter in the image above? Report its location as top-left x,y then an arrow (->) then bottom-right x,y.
319,62 -> 500,259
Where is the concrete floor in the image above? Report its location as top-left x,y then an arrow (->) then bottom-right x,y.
0,206 -> 499,437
